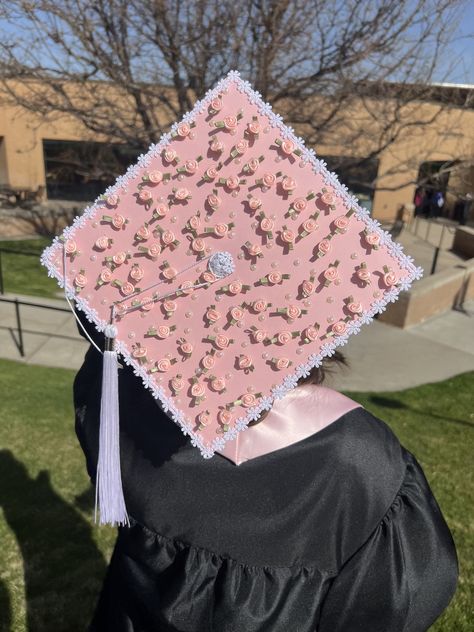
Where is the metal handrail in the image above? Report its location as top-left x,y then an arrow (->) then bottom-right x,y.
0,296 -> 70,357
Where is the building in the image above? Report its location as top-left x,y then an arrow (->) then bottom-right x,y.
0,80 -> 472,222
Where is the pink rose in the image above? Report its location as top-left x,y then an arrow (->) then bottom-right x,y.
185,160 -> 198,174
252,329 -> 267,343
282,176 -> 296,192
302,281 -> 314,297
210,138 -> 224,152
293,198 -> 307,212
334,215 -> 349,230
136,225 -> 150,240
191,383 -> 205,398
321,191 -> 335,205
268,271 -> 282,285
177,122 -> 191,137
305,326 -> 319,342
202,354 -> 215,370
156,358 -> 171,372
253,300 -> 267,313
205,167 -> 218,180
324,266 -> 339,281
276,357 -> 290,370
228,281 -> 242,295
247,243 -> 262,257
138,189 -> 152,203
164,299 -> 177,313
211,377 -> 226,392
249,198 -> 262,210
246,158 -> 260,173
278,331 -> 292,345
247,121 -> 260,135
157,325 -> 170,338
384,272 -> 398,287
281,140 -> 295,155
148,170 -> 163,184
161,230 -> 175,245
189,215 -> 201,231
112,214 -> 125,229
155,203 -> 169,217
219,409 -> 232,424
241,393 -> 256,407
163,149 -> 177,162
206,308 -> 221,322
95,236 -> 110,250
132,346 -> 147,359
366,232 -> 380,246
215,334 -> 230,349
302,218 -> 318,233
332,321 -> 347,335
234,139 -> 248,154
65,240 -> 77,254
163,266 -> 177,280
226,176 -> 240,190
198,411 -> 211,427
202,271 -> 216,283
262,173 -> 275,187
281,229 -> 296,243
148,243 -> 162,258
357,269 -> 371,283
171,377 -> 185,392
287,305 -> 301,320
121,282 -> 135,296
260,217 -> 274,232
348,301 -> 363,314
214,223 -> 228,237
210,97 -> 222,111
207,193 -> 221,209
230,306 -> 244,321
100,268 -> 112,283
180,280 -> 194,295
224,115 -> 238,130
106,194 -> 119,207
180,342 -> 193,355
318,239 -> 331,254
192,238 -> 205,252
238,355 -> 253,369
112,251 -> 127,265
175,188 -> 189,200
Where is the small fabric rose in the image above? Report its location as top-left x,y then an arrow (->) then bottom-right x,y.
154,358 -> 173,372
302,280 -> 315,297
241,392 -> 257,407
138,242 -> 161,259
259,172 -> 275,188
238,355 -> 253,371
223,115 -> 238,130
252,328 -> 267,343
113,251 -> 127,266
303,325 -> 319,343
253,299 -> 269,313
383,266 -> 398,287
210,138 -> 224,153
281,176 -> 297,193
138,189 -> 153,203
365,231 -> 381,249
95,236 -> 112,250
246,242 -> 263,258
228,280 -> 242,295
174,187 -> 191,201
65,239 -> 77,255
163,299 -> 177,315
201,354 -> 216,371
120,281 -> 135,296
334,215 -> 350,234
153,203 -> 169,219
207,193 -> 221,210
203,167 -> 218,182
105,194 -> 119,207
197,411 -> 211,429
229,306 -> 245,324
171,375 -> 185,392
209,97 -> 222,113
226,175 -> 240,190
210,377 -> 226,392
280,226 -> 296,250
268,271 -> 282,285
206,307 -> 221,323
357,264 -> 371,285
132,344 -> 148,364
191,237 -> 206,253
102,213 -> 127,229
184,159 -> 198,174
140,296 -> 154,311
260,216 -> 274,233
74,271 -> 87,289
191,382 -> 206,399
332,321 -> 347,336
287,305 -> 301,320
215,334 -> 231,349
162,265 -> 177,280
157,325 -> 172,338
323,263 -> 340,287
163,148 -> 177,163
274,357 -> 291,370
348,301 -> 363,315
147,170 -> 163,184
248,197 -> 262,211
321,190 -> 335,206
231,139 -> 248,158
218,409 -> 233,428
188,214 -> 201,232
161,229 -> 177,247
317,238 -> 332,258
180,341 -> 194,356
177,122 -> 191,137
247,119 -> 260,136
135,224 -> 151,241
277,331 -> 293,345
98,268 -> 113,285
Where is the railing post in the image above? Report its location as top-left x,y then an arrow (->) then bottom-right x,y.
14,298 -> 25,357
430,246 -> 440,275
0,250 -> 4,294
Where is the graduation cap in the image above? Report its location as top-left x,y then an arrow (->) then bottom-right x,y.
41,70 -> 423,526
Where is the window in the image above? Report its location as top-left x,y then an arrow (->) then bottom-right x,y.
43,140 -> 140,201
319,155 -> 379,214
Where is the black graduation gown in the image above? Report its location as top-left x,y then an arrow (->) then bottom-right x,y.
73,321 -> 458,632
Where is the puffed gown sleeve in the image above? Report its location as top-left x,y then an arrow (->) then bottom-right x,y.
318,448 -> 458,632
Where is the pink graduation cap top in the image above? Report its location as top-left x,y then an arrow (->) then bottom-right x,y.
41,70 -> 422,467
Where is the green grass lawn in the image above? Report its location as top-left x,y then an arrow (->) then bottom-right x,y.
0,238 -> 60,298
0,359 -> 472,630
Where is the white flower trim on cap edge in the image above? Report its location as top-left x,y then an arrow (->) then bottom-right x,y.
41,70 -> 424,459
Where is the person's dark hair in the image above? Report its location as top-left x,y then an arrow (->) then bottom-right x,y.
248,351 -> 348,426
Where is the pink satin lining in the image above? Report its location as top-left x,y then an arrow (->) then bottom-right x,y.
217,384 -> 363,465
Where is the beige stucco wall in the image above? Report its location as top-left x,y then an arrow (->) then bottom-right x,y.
0,82 -> 472,222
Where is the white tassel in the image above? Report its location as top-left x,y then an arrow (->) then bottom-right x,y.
95,324 -> 129,527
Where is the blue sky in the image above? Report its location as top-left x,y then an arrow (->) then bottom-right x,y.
442,2 -> 474,84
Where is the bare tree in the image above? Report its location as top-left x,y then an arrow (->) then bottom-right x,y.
0,0 -> 468,192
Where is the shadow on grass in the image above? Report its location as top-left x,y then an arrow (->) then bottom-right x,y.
367,396 -> 474,429
0,449 -> 107,631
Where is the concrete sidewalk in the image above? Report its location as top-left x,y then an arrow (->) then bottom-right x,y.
1,291 -> 473,392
